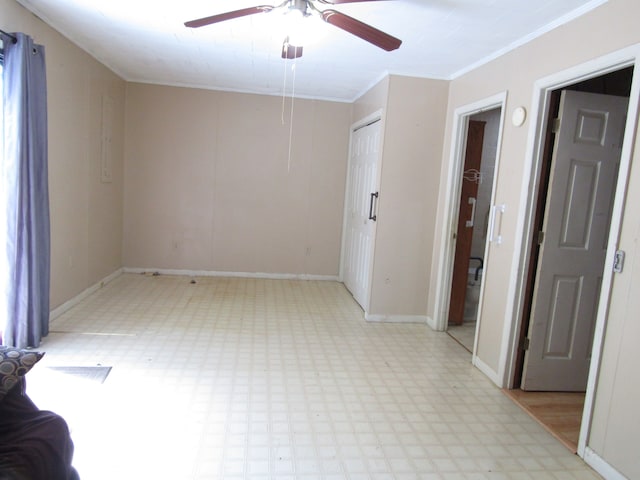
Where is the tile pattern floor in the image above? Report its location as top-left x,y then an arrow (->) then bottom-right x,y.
26,274 -> 601,479
446,323 -> 476,353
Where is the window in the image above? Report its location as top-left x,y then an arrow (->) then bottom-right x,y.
0,46 -> 6,339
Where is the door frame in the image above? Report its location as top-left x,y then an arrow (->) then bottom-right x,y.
503,45 -> 640,459
432,92 -> 507,356
339,109 -> 384,313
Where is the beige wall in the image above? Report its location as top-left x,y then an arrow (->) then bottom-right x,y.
434,0 -> 640,476
352,75 -> 389,122
1,0 -> 126,309
350,75 -> 449,319
435,0 -> 639,369
589,146 -> 640,479
369,76 -> 448,317
123,83 -> 351,276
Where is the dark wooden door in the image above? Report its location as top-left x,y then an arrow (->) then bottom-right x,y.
448,120 -> 485,325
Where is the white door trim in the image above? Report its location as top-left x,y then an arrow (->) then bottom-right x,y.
502,44 -> 640,462
431,92 -> 507,356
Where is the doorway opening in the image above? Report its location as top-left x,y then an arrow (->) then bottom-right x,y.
508,66 -> 634,453
447,107 -> 501,352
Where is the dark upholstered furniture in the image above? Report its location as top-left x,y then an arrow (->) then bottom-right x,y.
0,345 -> 79,480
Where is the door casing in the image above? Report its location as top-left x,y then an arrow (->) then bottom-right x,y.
432,92 -> 507,360
504,45 -> 640,460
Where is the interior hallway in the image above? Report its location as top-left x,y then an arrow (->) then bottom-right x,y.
26,274 -> 600,479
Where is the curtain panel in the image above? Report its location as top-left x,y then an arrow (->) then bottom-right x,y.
1,32 -> 50,348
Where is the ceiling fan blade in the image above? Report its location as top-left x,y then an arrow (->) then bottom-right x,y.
282,38 -> 304,59
320,9 -> 401,51
185,5 -> 274,28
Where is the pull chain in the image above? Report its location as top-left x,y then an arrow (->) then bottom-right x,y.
287,62 -> 297,173
281,55 -> 288,124
280,45 -> 298,173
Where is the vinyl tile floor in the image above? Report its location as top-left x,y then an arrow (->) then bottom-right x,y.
446,323 -> 476,353
25,274 -> 601,480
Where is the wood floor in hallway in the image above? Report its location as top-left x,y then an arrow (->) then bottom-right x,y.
503,389 -> 585,453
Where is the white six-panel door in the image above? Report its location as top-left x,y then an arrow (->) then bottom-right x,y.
342,120 -> 381,310
522,90 -> 628,391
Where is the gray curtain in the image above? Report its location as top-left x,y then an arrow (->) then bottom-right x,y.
1,32 -> 50,348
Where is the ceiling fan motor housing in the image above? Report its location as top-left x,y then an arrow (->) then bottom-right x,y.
290,0 -> 311,16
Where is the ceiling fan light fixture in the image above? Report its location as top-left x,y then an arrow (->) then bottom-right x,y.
279,8 -> 322,47
282,37 -> 304,59
281,4 -> 305,39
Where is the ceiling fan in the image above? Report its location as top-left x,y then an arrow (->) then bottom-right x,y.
184,0 -> 402,59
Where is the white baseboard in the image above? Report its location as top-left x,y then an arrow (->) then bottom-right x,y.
583,447 -> 628,480
364,313 -> 428,324
426,316 -> 440,331
50,268 -> 123,321
472,355 -> 502,386
122,267 -> 339,282
50,267 -> 338,323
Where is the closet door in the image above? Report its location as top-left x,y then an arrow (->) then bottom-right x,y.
343,119 -> 381,310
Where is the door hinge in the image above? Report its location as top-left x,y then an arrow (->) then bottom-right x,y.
613,250 -> 625,273
537,231 -> 544,245
552,117 -> 561,134
522,337 -> 530,351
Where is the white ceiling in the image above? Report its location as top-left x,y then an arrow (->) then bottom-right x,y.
16,0 -> 604,102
